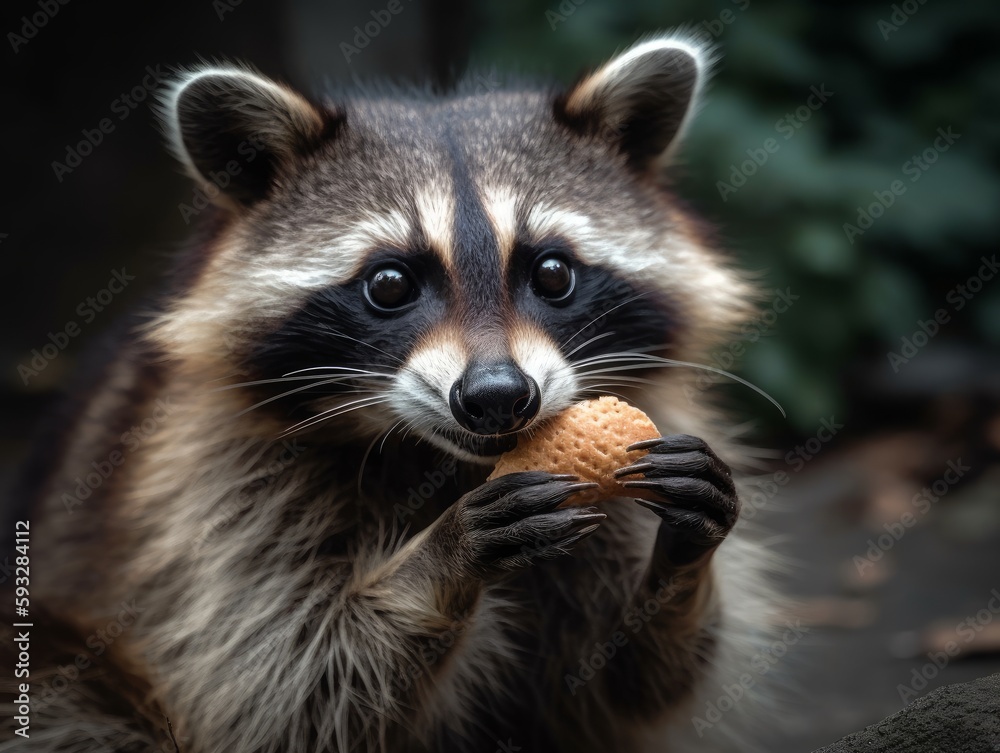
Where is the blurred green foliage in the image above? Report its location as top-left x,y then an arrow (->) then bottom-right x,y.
470,0 -> 1000,435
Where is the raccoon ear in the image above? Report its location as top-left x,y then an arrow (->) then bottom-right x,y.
556,36 -> 708,170
162,66 -> 335,206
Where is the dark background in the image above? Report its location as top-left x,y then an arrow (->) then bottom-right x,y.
2,0 -> 999,749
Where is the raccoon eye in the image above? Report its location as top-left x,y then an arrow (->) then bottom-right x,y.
365,266 -> 416,311
531,255 -> 574,302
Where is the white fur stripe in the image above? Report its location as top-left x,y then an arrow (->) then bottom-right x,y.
508,322 -> 577,422
251,209 -> 414,287
415,185 -> 456,269
481,185 -> 519,267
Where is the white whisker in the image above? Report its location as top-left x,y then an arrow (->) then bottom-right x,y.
559,292 -> 651,349
233,379 -> 381,418
282,366 -> 395,379
318,329 -> 405,365
571,352 -> 786,417
279,396 -> 389,438
357,420 -> 404,497
579,386 -> 632,402
577,373 -> 661,386
212,374 -> 368,393
570,345 -> 670,367
400,419 -> 418,443
564,330 -> 618,360
376,421 -> 400,455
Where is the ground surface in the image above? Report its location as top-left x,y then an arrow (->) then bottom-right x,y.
752,431 -> 1000,751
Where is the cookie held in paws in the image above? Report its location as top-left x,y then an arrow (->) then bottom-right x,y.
488,396 -> 660,505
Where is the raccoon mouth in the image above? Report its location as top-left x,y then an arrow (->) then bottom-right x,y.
432,429 -> 518,458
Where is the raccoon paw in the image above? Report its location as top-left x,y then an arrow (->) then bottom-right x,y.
448,472 -> 605,577
614,435 -> 739,565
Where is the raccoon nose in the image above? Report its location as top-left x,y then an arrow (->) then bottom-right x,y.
450,360 -> 540,435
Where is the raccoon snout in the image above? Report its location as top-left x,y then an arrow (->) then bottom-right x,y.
449,360 -> 540,435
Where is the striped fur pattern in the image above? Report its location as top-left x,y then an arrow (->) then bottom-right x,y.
4,34 -> 780,752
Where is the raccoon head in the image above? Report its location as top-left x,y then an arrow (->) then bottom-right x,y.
156,35 -> 749,463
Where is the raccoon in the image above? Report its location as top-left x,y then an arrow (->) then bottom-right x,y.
4,34 -> 779,753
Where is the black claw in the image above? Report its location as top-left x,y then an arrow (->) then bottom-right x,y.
560,517 -> 603,541
614,461 -> 654,478
493,515 -> 601,571
635,497 -> 681,518
456,476 -> 607,577
624,477 -> 720,502
628,478 -> 734,525
630,475 -> 717,498
511,507 -> 605,538
570,511 -> 608,526
626,438 -> 664,452
636,498 -> 676,522
559,523 -> 602,548
639,499 -> 723,533
561,482 -> 600,495
627,434 -> 707,453
635,497 -> 663,513
644,501 -> 725,540
481,508 -> 606,570
471,475 -> 597,523
621,479 -> 662,492
575,522 -> 603,537
466,471 -> 578,506
617,435 -> 740,562
620,450 -> 720,480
